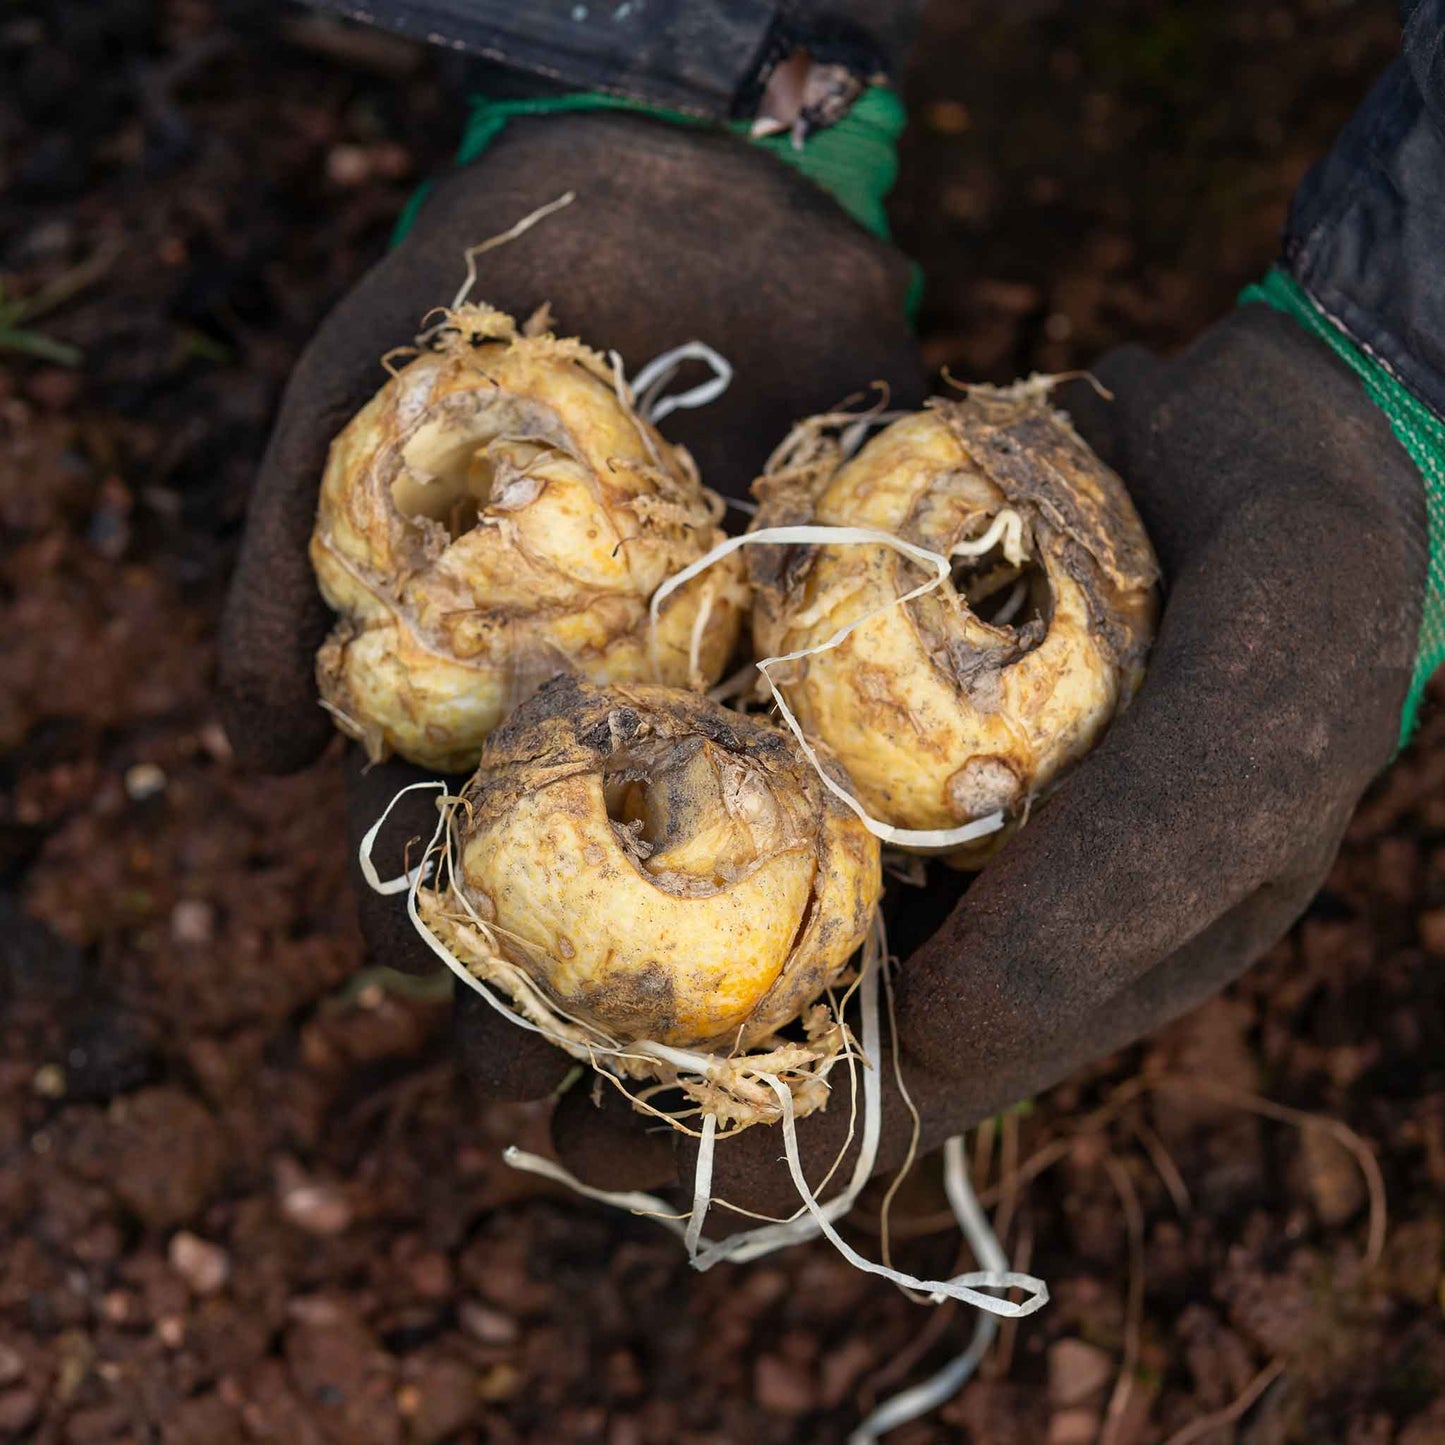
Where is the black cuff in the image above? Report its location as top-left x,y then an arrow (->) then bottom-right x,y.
301,0 -> 922,119
1283,0 -> 1445,420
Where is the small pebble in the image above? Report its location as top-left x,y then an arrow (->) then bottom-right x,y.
170,900 -> 215,946
157,1315 -> 186,1349
286,1295 -> 347,1327
168,1231 -> 230,1296
477,1362 -> 521,1401
198,722 -> 233,763
124,763 -> 167,801
407,1251 -> 452,1300
326,143 -> 370,186
0,1343 -> 22,1387
1049,1407 -> 1102,1445
279,1180 -> 353,1237
1048,1338 -> 1113,1408
1299,1123 -> 1366,1227
459,1300 -> 519,1345
31,1064 -> 65,1098
754,1354 -> 817,1416
0,1389 -> 39,1435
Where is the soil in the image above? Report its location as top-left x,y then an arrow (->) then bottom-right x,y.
1,2 -> 1438,1443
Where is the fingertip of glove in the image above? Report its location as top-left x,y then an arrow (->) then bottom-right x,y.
452,986 -> 574,1101
343,751 -> 462,977
215,676 -> 331,775
216,588 -> 333,775
342,750 -> 449,832
551,1080 -> 678,1194
351,883 -> 440,978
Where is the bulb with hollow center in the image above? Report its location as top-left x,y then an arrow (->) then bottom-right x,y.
310,303 -> 747,773
444,674 -> 881,1050
749,388 -> 1158,859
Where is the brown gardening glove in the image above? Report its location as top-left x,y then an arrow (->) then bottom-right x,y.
552,304 -> 1428,1217
217,113 -> 925,1106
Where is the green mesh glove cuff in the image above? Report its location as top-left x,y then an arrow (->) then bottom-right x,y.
391,86 -> 920,317
1242,267 -> 1445,745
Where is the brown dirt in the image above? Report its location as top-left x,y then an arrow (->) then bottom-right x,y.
2,2 -> 1438,1442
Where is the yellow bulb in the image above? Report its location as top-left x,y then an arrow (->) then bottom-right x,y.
310,303 -> 747,772
749,390 -> 1158,861
444,675 -> 881,1050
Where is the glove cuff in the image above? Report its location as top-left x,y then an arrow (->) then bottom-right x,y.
391,87 -> 921,314
1242,266 -> 1445,745
302,1 -> 923,121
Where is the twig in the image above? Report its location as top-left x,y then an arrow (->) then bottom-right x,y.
851,1118 -> 1098,1238
988,1205 -> 1033,1378
1161,1358 -> 1286,1445
327,964 -> 454,1008
972,1114 -> 997,1193
0,241 -> 120,367
6,240 -> 120,325
977,1136 -> 1072,1212
984,1107 -> 1023,1376
1128,1112 -> 1193,1217
450,192 -> 576,312
1099,1153 -> 1146,1445
852,1069 -> 1380,1269
1151,1076 -> 1386,1269
857,1300 -> 959,1413
0,327 -> 81,366
994,1106 -> 1022,1255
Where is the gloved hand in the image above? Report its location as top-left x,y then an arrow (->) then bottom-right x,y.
217,111 -> 925,1111
552,302 -> 1428,1215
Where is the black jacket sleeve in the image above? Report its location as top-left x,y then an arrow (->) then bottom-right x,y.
1285,0 -> 1445,419
300,0 -> 923,118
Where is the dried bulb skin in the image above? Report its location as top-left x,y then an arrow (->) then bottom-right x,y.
310,304 -> 747,772
749,389 -> 1159,860
451,675 -> 881,1050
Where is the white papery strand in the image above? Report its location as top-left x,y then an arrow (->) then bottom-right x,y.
629,340 -> 734,424
756,1072 -> 1046,1315
501,916 -> 1047,1316
358,783 -> 576,1049
648,521 -> 1029,850
849,1137 -> 1014,1442
504,912 -> 892,1264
